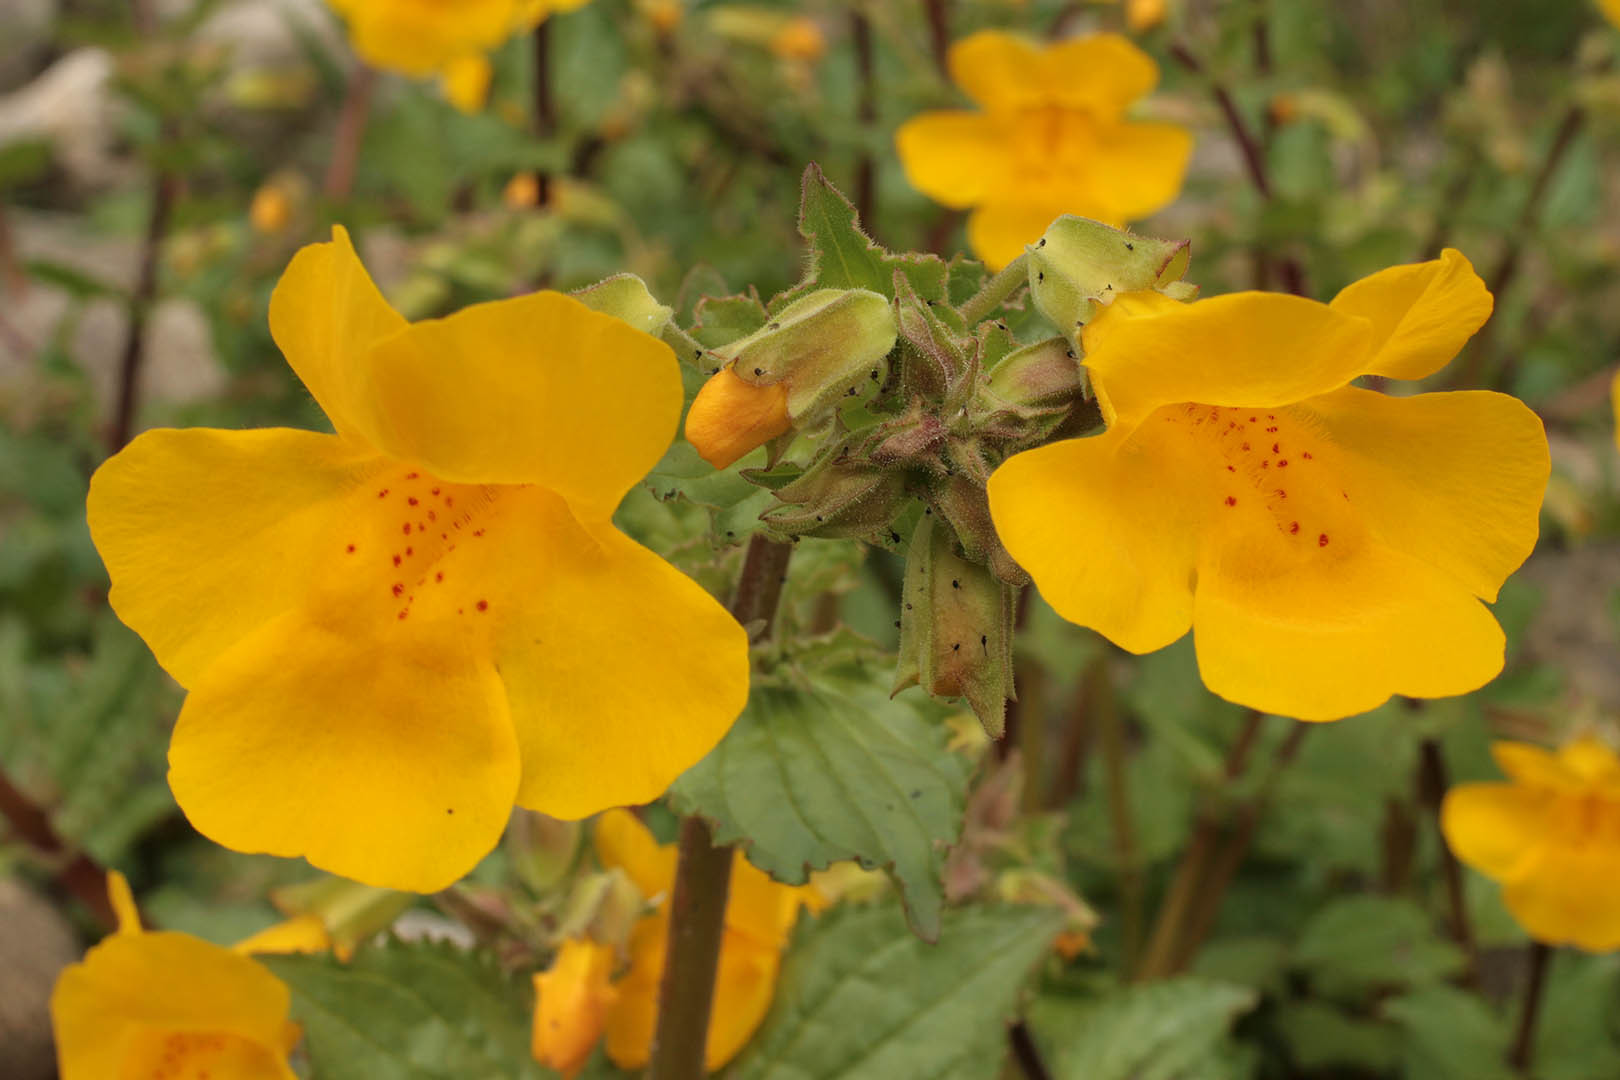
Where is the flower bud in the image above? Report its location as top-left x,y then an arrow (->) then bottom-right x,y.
508,809 -> 584,894
1027,216 -> 1196,345
531,938 -> 617,1079
894,514 -> 1017,737
762,451 -> 908,541
971,336 -> 1087,447
685,288 -> 896,467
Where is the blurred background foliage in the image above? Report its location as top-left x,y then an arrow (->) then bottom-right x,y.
4,0 -> 1620,1077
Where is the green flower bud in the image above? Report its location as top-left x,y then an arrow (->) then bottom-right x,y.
763,449 -> 909,541
894,514 -> 1017,737
1027,216 -> 1197,344
571,273 -> 674,338
971,336 -> 1087,447
507,809 -> 583,894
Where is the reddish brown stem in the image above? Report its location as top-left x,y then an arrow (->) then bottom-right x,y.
110,171 -> 178,452
323,64 -> 376,201
923,0 -> 951,79
851,7 -> 877,231
1509,942 -> 1552,1074
1419,738 -> 1479,984
533,19 -> 557,204
0,771 -> 119,929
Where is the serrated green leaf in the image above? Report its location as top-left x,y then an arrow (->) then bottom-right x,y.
1382,984 -> 1512,1080
691,292 -> 771,349
670,677 -> 969,941
262,938 -> 551,1080
1292,896 -> 1464,995
1026,977 -> 1258,1080
1274,1000 -> 1401,1072
727,902 -> 1062,1080
780,164 -> 946,306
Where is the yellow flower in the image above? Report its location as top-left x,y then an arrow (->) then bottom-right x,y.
1602,0 -> 1620,29
1443,737 -> 1620,951
769,17 -> 826,62
987,250 -> 1549,721
440,52 -> 493,114
324,0 -> 591,82
533,938 -> 618,1078
249,186 -> 292,236
52,873 -> 302,1080
895,31 -> 1192,269
592,810 -> 821,1071
1126,0 -> 1168,32
86,228 -> 750,892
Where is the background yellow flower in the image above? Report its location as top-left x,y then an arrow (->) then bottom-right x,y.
1442,737 -> 1620,951
895,30 -> 1192,269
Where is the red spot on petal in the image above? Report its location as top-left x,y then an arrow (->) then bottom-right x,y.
1249,416 -> 1257,422
428,510 -> 437,522
1271,443 -> 1279,453
431,488 -> 440,495
1289,521 -> 1300,534
1318,533 -> 1330,546
1276,489 -> 1287,499
435,572 -> 444,582
405,547 -> 413,556
398,609 -> 409,620
392,583 -> 404,597
476,599 -> 488,612
392,554 -> 402,566
1302,451 -> 1313,459
377,489 -> 389,498
408,497 -> 418,506
1241,442 -> 1250,451
445,496 -> 454,507
346,544 -> 356,554
1225,496 -> 1237,507
406,472 -> 419,479
1266,426 -> 1278,433
473,529 -> 485,537
1226,465 -> 1236,472
403,523 -> 412,535
1277,459 -> 1288,468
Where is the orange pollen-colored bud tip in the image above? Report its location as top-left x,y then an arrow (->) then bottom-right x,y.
685,368 -> 792,470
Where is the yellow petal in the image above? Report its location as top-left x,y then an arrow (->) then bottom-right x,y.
1300,386 -> 1547,603
107,870 -> 141,935
1192,541 -> 1505,720
1328,248 -> 1493,381
1084,120 -> 1193,222
52,930 -> 295,1080
968,200 -> 1075,272
442,52 -> 493,114
1440,782 -> 1552,881
233,915 -> 333,956
1557,736 -> 1620,786
988,424 -> 1201,655
354,291 -> 682,518
87,427 -> 383,687
1081,290 -> 1373,429
338,0 -> 521,75
594,810 -> 678,903
532,939 -> 617,1079
685,367 -> 792,469
948,31 -> 1156,118
1493,741 -> 1582,790
268,228 -> 406,441
603,916 -> 779,1072
167,610 -> 520,893
894,110 -> 1011,210
474,506 -> 749,819
1603,0 -> 1620,29
724,855 -> 807,950
1502,815 -> 1620,951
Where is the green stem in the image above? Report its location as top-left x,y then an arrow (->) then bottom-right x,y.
1509,942 -> 1552,1074
959,253 -> 1029,327
647,536 -> 792,1080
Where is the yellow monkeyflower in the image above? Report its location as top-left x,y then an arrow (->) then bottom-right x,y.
988,250 -> 1549,721
1602,0 -> 1620,29
52,873 -> 303,1080
86,228 -> 750,892
533,938 -> 618,1078
895,31 -> 1192,269
1443,737 -> 1620,951
531,810 -> 822,1072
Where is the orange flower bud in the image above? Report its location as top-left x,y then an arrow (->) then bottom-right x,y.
685,367 -> 792,469
531,939 -> 618,1079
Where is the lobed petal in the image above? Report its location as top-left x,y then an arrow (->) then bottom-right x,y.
337,0 -> 519,75
52,931 -> 295,1080
948,31 -> 1156,118
1557,736 -> 1620,787
1192,542 -> 1505,721
988,424 -> 1204,655
1440,782 -> 1552,882
1329,248 -> 1493,382
1080,290 -> 1373,429
355,290 -> 682,518
1492,741 -> 1582,790
594,809 -> 678,903
725,855 -> 812,951
1502,823 -> 1620,951
167,610 -> 520,893
108,870 -> 141,935
894,110 -> 1013,210
1083,120 -> 1194,223
531,938 -> 617,1079
268,227 -> 406,440
232,915 -> 333,957
87,427 -> 383,688
1300,386 -> 1546,603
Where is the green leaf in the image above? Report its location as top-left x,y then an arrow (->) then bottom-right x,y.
669,677 -> 969,941
262,938 -> 551,1080
1274,1001 -> 1401,1072
1291,896 -> 1465,995
691,292 -> 771,349
727,902 -> 1062,1080
1382,984 -> 1512,1080
1026,977 -> 1258,1080
781,164 -> 946,306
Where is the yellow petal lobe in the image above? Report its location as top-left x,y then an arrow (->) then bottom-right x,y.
233,915 -> 333,956
595,809 -> 679,903
1329,248 -> 1493,381
532,939 -> 618,1079
893,111 -> 1010,210
1441,782 -> 1551,880
685,366 -> 792,469
108,870 -> 141,935
441,53 -> 494,114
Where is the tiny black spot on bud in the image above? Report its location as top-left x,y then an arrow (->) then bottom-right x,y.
951,579 -> 960,589
694,349 -> 702,358
769,322 -> 780,330
894,620 -> 901,628
952,642 -> 961,651
1038,237 -> 1047,247
1037,272 -> 1044,282
1125,242 -> 1134,250
1066,349 -> 1076,358
754,368 -> 764,376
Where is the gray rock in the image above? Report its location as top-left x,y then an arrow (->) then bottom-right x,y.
0,877 -> 80,1080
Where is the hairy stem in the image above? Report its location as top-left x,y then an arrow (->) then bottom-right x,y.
959,253 -> 1029,326
647,536 -> 793,1080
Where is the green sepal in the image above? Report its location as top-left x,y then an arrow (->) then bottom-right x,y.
894,270 -> 970,404
570,272 -> 673,338
762,448 -> 909,541
894,514 -> 1017,737
970,336 -> 1089,448
689,289 -> 771,349
720,287 -> 897,422
1027,216 -> 1196,346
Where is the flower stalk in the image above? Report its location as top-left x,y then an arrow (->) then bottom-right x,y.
957,252 -> 1029,327
1508,942 -> 1552,1074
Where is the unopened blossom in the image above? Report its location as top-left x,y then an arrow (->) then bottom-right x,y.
988,249 -> 1548,721
895,30 -> 1192,269
1443,736 -> 1620,951
52,873 -> 304,1080
87,228 -> 750,892
532,938 -> 618,1078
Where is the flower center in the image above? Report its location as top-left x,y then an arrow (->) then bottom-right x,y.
121,1029 -> 279,1080
333,465 -> 511,626
1007,106 -> 1102,195
1161,402 -> 1364,576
